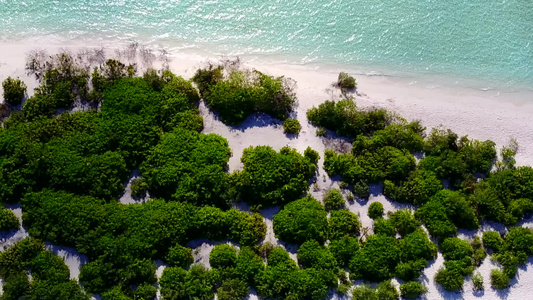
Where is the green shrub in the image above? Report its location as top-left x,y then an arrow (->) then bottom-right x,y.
297,239 -> 337,270
134,283 -> 157,300
490,269 -> 510,289
389,209 -> 420,237
2,77 -> 27,106
316,127 -> 327,137
373,218 -> 396,236
324,188 -> 345,210
217,278 -> 249,300
283,118 -> 301,135
328,236 -> 359,268
130,177 -> 148,198
383,170 -> 442,205
368,202 -> 384,219
352,284 -> 376,300
350,234 -> 400,282
434,267 -> 464,291
472,271 -> 484,290
353,180 -> 370,199
165,244 -> 194,269
328,209 -> 361,240
273,197 -> 328,244
210,244 -> 238,269
304,146 -> 320,164
400,281 -> 427,299
352,281 -> 399,300
160,265 -> 214,300
337,72 -> 356,90
0,207 -> 19,232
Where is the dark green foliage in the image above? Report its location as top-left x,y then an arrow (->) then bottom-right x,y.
440,238 -> 474,261
368,202 -> 384,219
101,286 -> 131,300
373,218 -> 396,236
131,177 -> 148,198
383,170 -> 442,205
283,118 -> 301,134
0,207 -> 19,231
471,236 -> 487,266
307,99 -> 390,139
297,240 -> 337,270
160,265 -> 215,300
352,284 -> 376,300
2,77 -> 27,106
483,231 -> 504,252
353,180 -> 370,199
0,238 -> 89,300
165,244 -> 193,269
328,236 -> 359,268
434,237 -> 477,291
217,279 -> 249,300
234,247 -> 264,285
415,190 -> 478,239
399,229 -> 437,262
400,281 -> 427,299
389,210 -> 420,237
350,234 -> 400,282
490,269 -> 510,289
323,188 -> 345,210
337,72 -> 356,89
273,197 -> 328,244
304,146 -> 320,164
193,65 -> 297,125
324,146 -> 415,185
230,146 -> 316,208
328,209 -> 360,240
210,244 -> 238,269
134,283 -> 157,300
394,259 -> 427,282
316,127 -> 327,137
140,128 -> 231,207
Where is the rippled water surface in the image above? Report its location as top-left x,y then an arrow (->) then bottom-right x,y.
0,0 -> 532,87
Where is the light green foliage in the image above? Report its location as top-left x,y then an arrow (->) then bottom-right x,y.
352,281 -> 399,300
210,244 -> 238,269
389,209 -> 420,237
434,237 -> 476,291
482,231 -> 504,252
383,170 -> 442,205
230,146 -> 316,209
304,146 -> 320,164
130,177 -> 148,198
400,281 -> 427,299
471,236 -> 487,266
324,188 -> 345,210
307,99 -> 390,138
101,286 -> 131,300
373,218 -> 395,237
297,240 -> 337,270
328,209 -> 361,240
134,283 -> 157,300
368,202 -> 384,219
140,128 -> 231,207
283,118 -> 302,134
273,197 -> 328,244
193,65 -> 296,125
472,271 -> 484,290
490,269 -> 510,289
2,77 -> 27,106
160,265 -> 215,300
0,207 -> 19,232
337,72 -> 356,90
316,127 -> 327,137
352,122 -> 425,154
234,247 -> 264,285
165,244 -> 193,269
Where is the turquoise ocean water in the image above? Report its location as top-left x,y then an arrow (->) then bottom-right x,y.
0,0 -> 532,89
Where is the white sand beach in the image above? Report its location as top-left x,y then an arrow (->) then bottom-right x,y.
1,40 -> 533,300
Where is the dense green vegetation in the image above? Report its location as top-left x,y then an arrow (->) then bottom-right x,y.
283,118 -> 301,135
1,55 -> 533,299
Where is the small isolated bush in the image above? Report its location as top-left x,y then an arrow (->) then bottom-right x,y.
0,207 -> 19,232
283,118 -> 301,135
324,188 -> 345,210
337,283 -> 350,295
165,244 -> 194,269
472,271 -> 484,291
353,180 -> 370,199
2,77 -> 27,106
209,244 -> 237,269
131,177 -> 148,198
337,72 -> 356,90
316,127 -> 327,137
368,202 -> 384,219
400,281 -> 427,299
490,269 -> 510,289
304,146 -> 320,165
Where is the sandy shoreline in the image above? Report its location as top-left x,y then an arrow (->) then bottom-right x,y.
1,40 -> 533,300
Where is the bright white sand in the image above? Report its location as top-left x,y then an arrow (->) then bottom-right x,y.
1,40 -> 533,300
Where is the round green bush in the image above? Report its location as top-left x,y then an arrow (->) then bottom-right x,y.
130,177 -> 148,198
323,188 -> 345,211
282,118 -> 301,135
490,269 -> 510,289
0,208 -> 19,232
353,180 -> 370,199
134,283 -> 157,300
328,209 -> 360,240
273,197 -> 328,244
165,244 -> 194,269
217,279 -> 249,300
2,77 -> 27,106
316,127 -> 327,137
209,244 -> 237,269
400,281 -> 427,299
304,146 -> 320,165
368,202 -> 384,219
337,72 -> 356,90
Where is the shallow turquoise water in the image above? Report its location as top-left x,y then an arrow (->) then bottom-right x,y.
0,0 -> 532,88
